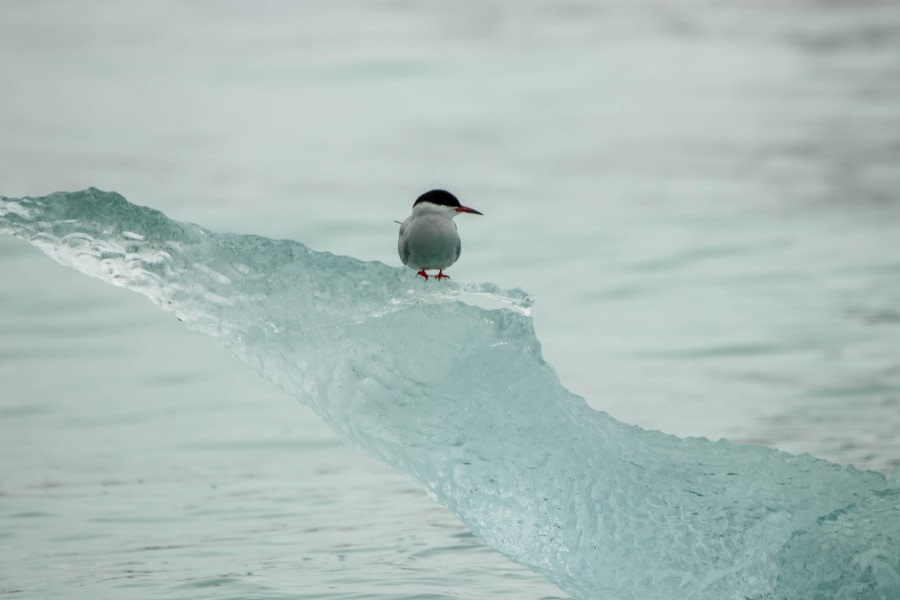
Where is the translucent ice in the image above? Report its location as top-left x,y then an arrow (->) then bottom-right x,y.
2,189 -> 898,599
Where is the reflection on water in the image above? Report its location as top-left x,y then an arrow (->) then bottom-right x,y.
1,0 -> 898,598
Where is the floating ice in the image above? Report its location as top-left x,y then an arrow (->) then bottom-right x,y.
1,189 -> 898,599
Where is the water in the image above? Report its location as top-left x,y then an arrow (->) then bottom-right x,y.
1,1 -> 899,598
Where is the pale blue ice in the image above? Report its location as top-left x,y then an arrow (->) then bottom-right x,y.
1,189 -> 898,600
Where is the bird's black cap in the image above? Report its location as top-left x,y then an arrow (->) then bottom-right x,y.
414,189 -> 461,208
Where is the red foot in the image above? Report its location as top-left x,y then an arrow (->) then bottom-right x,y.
435,270 -> 450,280
416,269 -> 429,281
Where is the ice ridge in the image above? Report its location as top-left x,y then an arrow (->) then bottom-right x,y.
1,189 -> 898,600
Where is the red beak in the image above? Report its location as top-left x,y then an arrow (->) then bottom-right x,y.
455,205 -> 484,215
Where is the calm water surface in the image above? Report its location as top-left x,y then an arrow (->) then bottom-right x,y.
1,1 -> 899,598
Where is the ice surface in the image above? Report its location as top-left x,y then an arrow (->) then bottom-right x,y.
2,189 -> 898,599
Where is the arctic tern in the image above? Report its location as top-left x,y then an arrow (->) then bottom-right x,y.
397,190 -> 483,281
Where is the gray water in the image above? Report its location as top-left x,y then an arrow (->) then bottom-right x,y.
1,1 -> 899,598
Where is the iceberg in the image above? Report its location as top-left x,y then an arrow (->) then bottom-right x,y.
1,188 -> 898,599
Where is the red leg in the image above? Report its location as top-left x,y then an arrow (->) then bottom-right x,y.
435,270 -> 450,280
416,269 -> 429,281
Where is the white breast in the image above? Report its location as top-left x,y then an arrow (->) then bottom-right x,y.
398,211 -> 461,271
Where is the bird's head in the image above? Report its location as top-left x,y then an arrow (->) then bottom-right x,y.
413,189 -> 483,217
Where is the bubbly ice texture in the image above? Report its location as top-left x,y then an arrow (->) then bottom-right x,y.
1,188 -> 898,599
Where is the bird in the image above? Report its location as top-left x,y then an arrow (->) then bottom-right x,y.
397,189 -> 483,281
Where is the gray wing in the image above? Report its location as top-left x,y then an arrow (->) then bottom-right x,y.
397,218 -> 411,266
